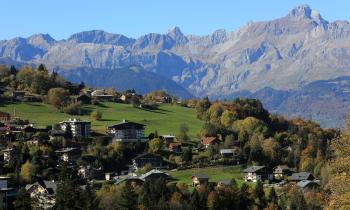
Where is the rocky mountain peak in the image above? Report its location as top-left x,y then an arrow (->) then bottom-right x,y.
167,26 -> 188,45
287,5 -> 327,24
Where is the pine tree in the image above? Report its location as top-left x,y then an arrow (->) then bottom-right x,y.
268,187 -> 278,204
290,190 -> 307,210
13,188 -> 32,210
254,180 -> 267,209
189,189 -> 201,210
117,183 -> 138,210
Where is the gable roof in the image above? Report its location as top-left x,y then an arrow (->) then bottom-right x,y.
192,174 -> 209,179
26,180 -> 57,195
273,165 -> 292,171
201,136 -> 218,145
217,180 -> 233,186
115,176 -> 144,185
243,166 -> 267,173
297,180 -> 319,188
108,120 -> 145,129
139,169 -> 170,180
220,149 -> 235,154
290,172 -> 313,181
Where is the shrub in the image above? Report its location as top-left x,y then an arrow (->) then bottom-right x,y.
63,102 -> 82,115
91,110 -> 102,120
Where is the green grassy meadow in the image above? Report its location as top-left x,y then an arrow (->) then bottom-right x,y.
0,102 -> 203,137
168,165 -> 246,186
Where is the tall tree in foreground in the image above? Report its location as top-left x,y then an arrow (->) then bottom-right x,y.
325,116 -> 350,209
13,187 -> 32,210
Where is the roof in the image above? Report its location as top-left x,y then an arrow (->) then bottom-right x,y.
55,147 -> 77,153
220,149 -> 235,154
161,135 -> 176,138
274,165 -> 292,171
26,180 -> 57,195
2,148 -> 14,152
192,174 -> 209,179
108,120 -> 145,129
115,176 -> 144,185
297,180 -> 319,188
133,153 -> 162,161
139,169 -> 170,180
201,136 -> 218,145
60,118 -> 91,124
217,180 -> 233,186
290,172 -> 313,181
243,166 -> 266,173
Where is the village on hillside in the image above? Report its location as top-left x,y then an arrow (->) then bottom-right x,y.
0,64 -> 337,209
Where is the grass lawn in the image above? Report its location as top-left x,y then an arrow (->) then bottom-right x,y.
168,165 -> 246,186
0,102 -> 203,138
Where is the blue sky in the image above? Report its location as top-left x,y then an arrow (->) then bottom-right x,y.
1,0 -> 349,40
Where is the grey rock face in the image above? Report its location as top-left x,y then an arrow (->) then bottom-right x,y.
2,5 -> 350,126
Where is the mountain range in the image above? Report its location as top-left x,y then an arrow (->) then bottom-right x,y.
1,5 -> 350,128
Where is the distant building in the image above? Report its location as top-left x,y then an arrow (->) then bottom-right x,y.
168,143 -> 182,153
297,180 -> 320,190
290,172 -> 314,183
59,118 -> 91,138
115,176 -> 144,187
139,169 -> 171,181
11,91 -> 26,101
132,153 -> 164,171
2,148 -> 16,164
25,180 -> 57,209
55,148 -> 80,163
192,174 -> 209,187
217,180 -> 233,188
243,166 -> 273,182
219,149 -> 237,158
201,136 -> 220,148
160,135 -> 176,146
107,120 -> 147,142
273,165 -> 293,179
78,165 -> 99,180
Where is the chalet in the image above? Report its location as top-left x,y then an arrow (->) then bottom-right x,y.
139,169 -> 171,181
160,135 -> 176,146
115,176 -> 144,187
273,165 -> 293,179
25,180 -> 57,209
75,94 -> 91,104
219,149 -> 236,158
55,147 -> 80,163
2,148 -> 16,164
192,174 -> 209,187
168,143 -> 182,153
107,120 -> 147,142
132,153 -> 164,171
120,94 -> 131,103
243,166 -> 273,182
0,111 -> 10,123
201,136 -> 220,148
78,165 -> 98,180
217,180 -> 233,188
11,91 -> 26,101
290,172 -> 314,183
59,118 -> 91,138
297,180 -> 320,190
